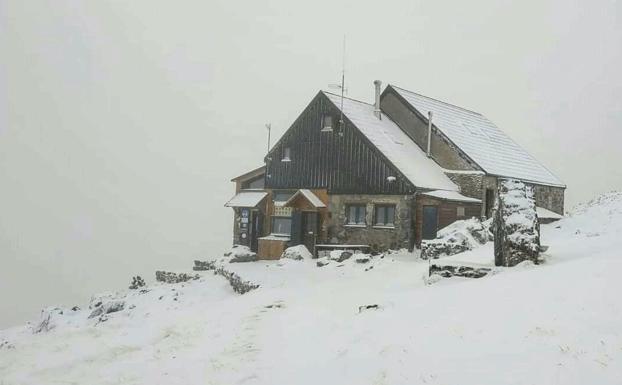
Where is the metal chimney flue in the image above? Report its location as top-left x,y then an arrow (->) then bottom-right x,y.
373,80 -> 382,119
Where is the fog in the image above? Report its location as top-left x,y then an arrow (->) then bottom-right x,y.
1,0 -> 621,328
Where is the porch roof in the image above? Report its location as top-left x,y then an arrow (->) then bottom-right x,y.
224,190 -> 267,208
283,189 -> 327,208
421,190 -> 482,203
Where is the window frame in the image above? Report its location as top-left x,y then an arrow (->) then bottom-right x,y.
271,216 -> 292,236
373,204 -> 396,228
321,114 -> 333,131
345,204 -> 367,226
456,206 -> 466,217
282,147 -> 291,162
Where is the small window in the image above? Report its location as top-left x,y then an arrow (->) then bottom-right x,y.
321,115 -> 333,131
273,191 -> 294,203
374,205 -> 396,227
457,206 -> 465,217
271,217 -> 292,235
246,177 -> 264,189
346,204 -> 366,225
282,147 -> 291,162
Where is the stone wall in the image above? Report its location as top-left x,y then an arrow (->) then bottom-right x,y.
445,172 -> 485,200
325,194 -> 413,252
530,183 -> 565,215
478,177 -> 565,217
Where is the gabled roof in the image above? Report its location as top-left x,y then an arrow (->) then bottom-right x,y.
388,85 -> 565,187
224,191 -> 267,208
283,189 -> 326,208
230,166 -> 265,182
322,91 -> 458,192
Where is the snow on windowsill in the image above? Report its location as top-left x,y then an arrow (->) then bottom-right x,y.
281,158 -> 291,162
344,224 -> 367,228
259,234 -> 290,241
372,225 -> 396,229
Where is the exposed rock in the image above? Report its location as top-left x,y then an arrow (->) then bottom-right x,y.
316,258 -> 330,267
354,255 -> 371,264
429,264 -> 491,279
155,271 -> 200,284
193,260 -> 217,271
129,275 -> 146,290
421,218 -> 493,259
88,300 -> 125,319
329,250 -> 352,262
358,304 -> 380,313
230,254 -> 258,263
225,245 -> 258,263
281,245 -> 313,260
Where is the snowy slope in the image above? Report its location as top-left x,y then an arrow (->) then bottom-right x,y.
1,194 -> 621,384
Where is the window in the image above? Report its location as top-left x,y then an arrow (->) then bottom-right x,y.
271,217 -> 292,236
282,147 -> 291,162
374,205 -> 396,227
457,206 -> 465,217
321,115 -> 333,132
246,177 -> 264,189
273,191 -> 295,203
346,204 -> 366,225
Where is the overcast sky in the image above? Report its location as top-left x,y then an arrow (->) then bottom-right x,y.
1,0 -> 621,328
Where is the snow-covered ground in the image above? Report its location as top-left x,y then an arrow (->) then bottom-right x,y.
1,193 -> 622,384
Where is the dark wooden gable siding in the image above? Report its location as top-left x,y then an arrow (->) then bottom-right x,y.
265,92 -> 414,194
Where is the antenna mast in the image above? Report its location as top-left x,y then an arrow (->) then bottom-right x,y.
339,35 -> 346,134
265,123 -> 271,153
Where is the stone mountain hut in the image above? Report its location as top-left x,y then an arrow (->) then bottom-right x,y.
225,82 -> 565,259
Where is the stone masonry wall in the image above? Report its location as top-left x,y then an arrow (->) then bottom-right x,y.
381,92 -> 481,172
530,183 -> 565,215
479,177 -> 565,217
445,173 -> 485,200
326,194 -> 413,252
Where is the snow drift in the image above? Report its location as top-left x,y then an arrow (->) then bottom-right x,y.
1,193 -> 621,385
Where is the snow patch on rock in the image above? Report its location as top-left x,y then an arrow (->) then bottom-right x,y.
281,245 -> 313,260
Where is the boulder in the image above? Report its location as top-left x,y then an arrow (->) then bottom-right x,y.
225,245 -> 258,263
421,218 -> 492,259
329,250 -> 352,262
281,245 -> 313,260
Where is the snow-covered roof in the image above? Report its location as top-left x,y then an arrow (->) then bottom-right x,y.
224,191 -> 267,208
421,190 -> 482,203
536,206 -> 563,220
389,85 -> 565,187
284,189 -> 326,208
323,91 -> 458,191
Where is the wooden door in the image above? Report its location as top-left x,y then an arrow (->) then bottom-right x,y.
422,206 -> 438,240
301,212 -> 318,256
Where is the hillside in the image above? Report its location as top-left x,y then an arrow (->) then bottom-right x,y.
1,193 -> 621,384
